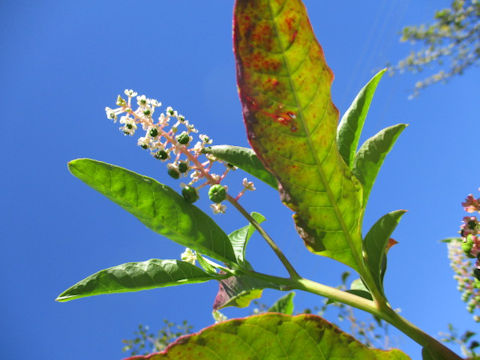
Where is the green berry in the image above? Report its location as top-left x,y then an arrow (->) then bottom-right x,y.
178,161 -> 189,173
149,128 -> 158,137
143,109 -> 152,116
154,150 -> 169,160
168,167 -> 180,179
208,184 -> 226,203
463,235 -> 476,258
176,132 -> 190,145
182,186 -> 199,203
474,268 -> 480,281
140,144 -> 148,150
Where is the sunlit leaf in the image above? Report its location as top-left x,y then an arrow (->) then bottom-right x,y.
56,259 -> 221,302
234,0 -> 365,271
353,124 -> 407,205
228,212 -> 266,264
203,145 -> 278,188
125,313 -> 410,360
337,69 -> 386,167
363,210 -> 406,293
268,292 -> 295,315
68,159 -> 236,264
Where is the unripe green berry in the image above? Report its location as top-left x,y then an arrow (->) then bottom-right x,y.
140,144 -> 148,150
149,128 -> 158,137
463,236 -> 476,258
178,161 -> 189,173
208,184 -> 226,203
154,150 -> 169,160
176,132 -> 190,145
168,167 -> 180,179
182,186 -> 199,203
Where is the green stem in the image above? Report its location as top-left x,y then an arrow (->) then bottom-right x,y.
227,194 -> 300,280
247,271 -> 462,360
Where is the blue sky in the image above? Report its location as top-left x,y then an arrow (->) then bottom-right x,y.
1,0 -> 479,359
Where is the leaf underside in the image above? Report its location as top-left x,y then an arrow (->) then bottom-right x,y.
213,274 -> 279,310
268,292 -> 295,314
203,145 -> 278,188
234,0 -> 364,271
125,314 -> 410,360
353,124 -> 407,205
228,212 -> 266,264
337,69 -> 386,168
56,259 -> 218,302
363,210 -> 406,293
68,159 -> 236,264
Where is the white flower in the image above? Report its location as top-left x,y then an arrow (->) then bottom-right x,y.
192,141 -> 204,154
242,178 -> 256,191
137,136 -> 150,149
181,248 -> 196,265
124,89 -> 138,98
105,107 -> 122,121
199,134 -> 213,144
210,203 -> 226,214
158,113 -> 169,126
119,116 -> 137,135
137,95 -> 148,107
166,106 -> 177,117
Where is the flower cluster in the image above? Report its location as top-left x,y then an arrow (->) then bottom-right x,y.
449,190 -> 480,320
105,90 -> 256,214
459,192 -> 480,262
448,240 -> 480,320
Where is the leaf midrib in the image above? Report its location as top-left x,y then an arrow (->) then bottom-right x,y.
266,0 -> 363,271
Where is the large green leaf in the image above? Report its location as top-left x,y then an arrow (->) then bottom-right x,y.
126,313 -> 410,360
228,212 -> 266,264
337,69 -> 386,168
56,259 -> 220,302
213,275 -> 280,310
353,124 -> 407,205
363,210 -> 406,293
268,292 -> 295,314
203,145 -> 278,188
68,159 -> 236,264
234,0 -> 365,271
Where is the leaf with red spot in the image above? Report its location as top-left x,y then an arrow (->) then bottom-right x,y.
234,0 -> 365,271
125,313 -> 410,360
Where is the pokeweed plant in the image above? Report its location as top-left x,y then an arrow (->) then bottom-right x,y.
57,0 -> 464,359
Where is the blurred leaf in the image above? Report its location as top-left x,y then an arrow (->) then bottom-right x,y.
213,275 -> 280,310
68,159 -> 236,264
56,259 -> 221,302
441,237 -> 462,243
364,210 -> 406,293
125,313 -> 410,360
268,292 -> 295,315
337,69 -> 386,168
234,0 -> 364,271
353,124 -> 407,205
203,145 -> 278,188
228,212 -> 266,264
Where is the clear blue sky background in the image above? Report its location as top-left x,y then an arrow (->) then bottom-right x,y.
1,0 -> 479,359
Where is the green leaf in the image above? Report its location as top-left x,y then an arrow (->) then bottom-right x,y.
125,314 -> 410,360
363,210 -> 406,293
203,145 -> 278,188
353,124 -> 407,205
68,159 -> 236,264
268,292 -> 295,315
213,275 -> 280,310
228,212 -> 266,264
234,0 -> 365,271
56,259 -> 220,302
337,69 -> 386,168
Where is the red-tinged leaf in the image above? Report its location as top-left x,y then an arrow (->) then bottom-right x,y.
125,314 -> 410,360
234,0 -> 364,271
